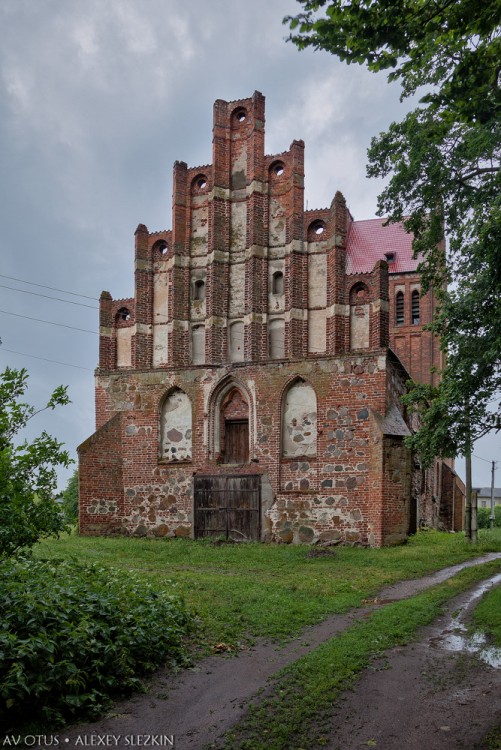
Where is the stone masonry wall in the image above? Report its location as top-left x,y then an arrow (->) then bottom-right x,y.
79,351 -> 414,546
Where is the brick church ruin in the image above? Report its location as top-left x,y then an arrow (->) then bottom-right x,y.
78,91 -> 464,546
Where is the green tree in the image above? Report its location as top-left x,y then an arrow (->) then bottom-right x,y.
60,468 -> 79,524
0,367 -> 72,557
285,0 -> 501,459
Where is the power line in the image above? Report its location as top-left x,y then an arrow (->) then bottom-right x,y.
0,347 -> 94,372
0,309 -> 98,335
0,274 -> 99,301
473,453 -> 499,466
0,284 -> 98,310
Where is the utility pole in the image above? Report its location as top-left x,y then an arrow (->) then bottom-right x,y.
464,403 -> 472,542
465,445 -> 472,541
490,460 -> 496,530
471,489 -> 478,544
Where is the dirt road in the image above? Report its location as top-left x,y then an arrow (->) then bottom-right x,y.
58,554 -> 501,750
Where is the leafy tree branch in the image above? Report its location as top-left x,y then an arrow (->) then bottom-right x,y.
0,367 -> 72,557
285,0 -> 500,463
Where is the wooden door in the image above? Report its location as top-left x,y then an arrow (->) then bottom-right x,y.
223,419 -> 249,464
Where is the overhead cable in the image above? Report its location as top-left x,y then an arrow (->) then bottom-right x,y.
0,273 -> 99,301
0,347 -> 94,372
0,284 -> 98,310
0,309 -> 98,334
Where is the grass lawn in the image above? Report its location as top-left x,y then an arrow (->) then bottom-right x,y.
35,528 -> 501,649
472,582 -> 501,646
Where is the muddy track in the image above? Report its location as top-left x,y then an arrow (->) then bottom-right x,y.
59,553 -> 501,749
322,575 -> 501,750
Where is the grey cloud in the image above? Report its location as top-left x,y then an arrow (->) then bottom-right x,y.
1,0 -> 497,489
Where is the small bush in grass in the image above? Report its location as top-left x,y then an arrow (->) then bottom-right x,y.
0,557 -> 194,731
477,506 -> 501,529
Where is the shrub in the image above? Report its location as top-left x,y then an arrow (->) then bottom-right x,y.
0,367 -> 72,557
0,557 -> 194,731
477,505 -> 501,529
59,469 -> 79,524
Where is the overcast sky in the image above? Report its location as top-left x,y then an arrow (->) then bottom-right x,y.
1,0 -> 498,492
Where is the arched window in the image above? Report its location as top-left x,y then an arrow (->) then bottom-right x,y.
395,291 -> 404,326
116,307 -> 131,322
191,174 -> 208,195
307,220 -> 326,241
232,107 -> 247,127
272,271 -> 284,295
152,239 -> 168,256
194,279 -> 206,301
229,321 -> 244,362
411,290 -> 420,325
160,389 -> 192,461
282,380 -> 317,457
208,377 -> 253,463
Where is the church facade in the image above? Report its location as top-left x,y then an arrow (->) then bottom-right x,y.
78,92 -> 463,546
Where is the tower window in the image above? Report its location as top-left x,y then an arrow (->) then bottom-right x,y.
116,307 -> 131,323
411,290 -> 420,324
308,220 -> 325,239
191,174 -> 208,195
395,291 -> 404,326
153,240 -> 168,255
233,107 -> 247,124
272,271 -> 284,295
270,161 -> 285,177
194,279 -> 206,301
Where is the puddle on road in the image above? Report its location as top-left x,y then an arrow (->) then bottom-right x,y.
432,572 -> 501,669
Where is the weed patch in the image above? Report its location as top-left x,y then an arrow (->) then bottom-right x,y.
0,557 -> 193,732
483,725 -> 501,750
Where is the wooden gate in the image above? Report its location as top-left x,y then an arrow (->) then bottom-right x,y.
193,474 -> 261,541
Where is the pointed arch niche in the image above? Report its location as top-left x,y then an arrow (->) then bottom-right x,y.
209,378 -> 253,464
349,282 -> 370,350
282,379 -> 317,458
115,308 -> 133,368
160,388 -> 192,461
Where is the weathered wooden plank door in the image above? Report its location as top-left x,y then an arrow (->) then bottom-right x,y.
223,419 -> 249,464
194,474 -> 261,541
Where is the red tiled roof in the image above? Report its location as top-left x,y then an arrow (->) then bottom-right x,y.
346,218 -> 419,274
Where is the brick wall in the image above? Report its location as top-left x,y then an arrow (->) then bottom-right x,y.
78,413 -> 124,534
389,272 -> 443,385
80,91 -> 462,547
